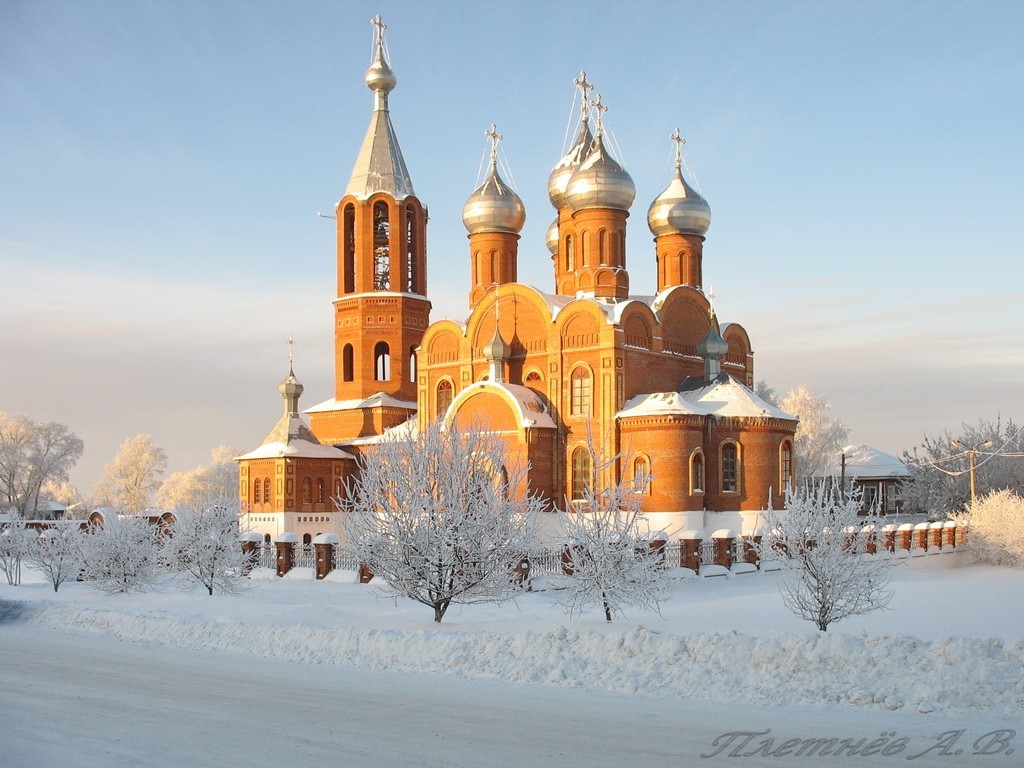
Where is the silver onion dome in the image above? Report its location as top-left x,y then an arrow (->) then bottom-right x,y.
462,158 -> 526,235
279,367 -> 304,400
482,326 -> 509,362
564,133 -> 636,212
545,217 -> 559,254
697,324 -> 729,359
547,121 -> 595,210
647,165 -> 712,237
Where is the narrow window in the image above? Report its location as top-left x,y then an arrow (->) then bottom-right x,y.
263,478 -> 271,503
722,443 -> 738,493
373,201 -> 390,290
316,479 -> 325,504
343,204 -> 355,293
409,346 -> 417,383
780,442 -> 793,490
406,204 -> 417,293
571,446 -> 592,501
691,451 -> 704,494
570,366 -> 592,416
302,533 -> 312,545
342,344 -> 354,382
253,479 -> 262,504
374,342 -> 391,381
302,478 -> 312,504
633,455 -> 651,494
565,235 -> 575,271
436,379 -> 454,416
599,229 -> 607,265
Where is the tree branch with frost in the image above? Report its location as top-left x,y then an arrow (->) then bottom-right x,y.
27,523 -> 87,593
339,419 -> 541,623
556,430 -> 668,623
0,516 -> 36,586
760,483 -> 894,631
160,493 -> 250,596
80,513 -> 161,594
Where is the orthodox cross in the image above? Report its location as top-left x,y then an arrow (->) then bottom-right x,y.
590,93 -> 607,137
371,14 -> 387,46
706,286 -> 718,319
670,127 -> 686,168
574,71 -> 593,122
287,334 -> 298,367
485,123 -> 502,164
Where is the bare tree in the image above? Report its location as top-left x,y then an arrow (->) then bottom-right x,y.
0,517 -> 36,586
80,514 -> 161,594
158,445 -> 239,510
0,412 -> 84,517
94,434 -> 168,513
775,385 -> 849,482
903,417 -> 1024,517
340,419 -> 542,623
556,437 -> 668,623
26,524 -> 87,593
160,494 -> 249,596
760,484 -> 894,631
953,489 -> 1024,568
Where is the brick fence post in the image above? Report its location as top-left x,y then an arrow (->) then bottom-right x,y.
313,533 -> 340,580
239,531 -> 263,574
912,522 -> 930,551
711,529 -> 736,569
679,530 -> 703,573
881,524 -> 896,552
943,520 -> 957,549
896,523 -> 913,552
274,532 -> 299,577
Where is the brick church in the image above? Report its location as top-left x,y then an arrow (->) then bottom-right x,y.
237,17 -> 798,543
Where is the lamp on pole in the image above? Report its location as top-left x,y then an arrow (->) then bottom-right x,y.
951,439 -> 992,508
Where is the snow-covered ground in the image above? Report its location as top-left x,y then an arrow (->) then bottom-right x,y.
2,554 -> 1022,767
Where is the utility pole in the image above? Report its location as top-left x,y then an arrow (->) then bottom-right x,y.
951,439 -> 992,508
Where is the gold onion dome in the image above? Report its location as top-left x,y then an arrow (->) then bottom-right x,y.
545,218 -> 559,254
547,120 -> 595,209
463,125 -> 525,235
564,132 -> 636,212
647,130 -> 711,237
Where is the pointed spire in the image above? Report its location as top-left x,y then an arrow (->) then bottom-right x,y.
345,16 -> 415,201
482,295 -> 509,384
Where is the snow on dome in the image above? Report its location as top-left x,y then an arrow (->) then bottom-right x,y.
824,445 -> 909,479
682,377 -> 795,421
235,439 -> 353,461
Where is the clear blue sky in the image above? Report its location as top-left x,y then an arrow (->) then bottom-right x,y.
2,0 -> 1021,492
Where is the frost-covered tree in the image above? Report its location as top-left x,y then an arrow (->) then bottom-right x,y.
556,439 -> 668,623
775,385 -> 849,482
760,484 -> 894,632
340,420 -> 542,623
953,489 -> 1024,568
0,517 -> 37,586
0,412 -> 84,517
903,417 -> 1024,517
27,524 -> 87,593
80,514 -> 161,594
158,445 -> 239,510
94,434 -> 168,513
160,494 -> 249,596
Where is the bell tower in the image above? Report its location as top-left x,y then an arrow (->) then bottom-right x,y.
310,16 -> 430,444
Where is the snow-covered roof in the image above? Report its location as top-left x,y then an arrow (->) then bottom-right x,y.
305,393 -> 417,414
447,381 -> 557,430
824,444 -> 909,479
343,417 -> 419,446
618,376 -> 795,421
235,439 -> 353,461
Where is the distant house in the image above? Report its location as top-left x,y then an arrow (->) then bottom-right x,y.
826,445 -> 909,515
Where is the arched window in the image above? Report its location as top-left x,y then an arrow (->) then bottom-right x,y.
253,478 -> 262,504
524,370 -> 542,391
302,478 -> 312,504
373,201 -> 390,290
598,229 -> 607,265
722,442 -> 739,493
342,204 -> 355,293
570,366 -> 592,416
633,455 -> 651,494
374,342 -> 391,381
409,347 -> 417,383
342,344 -> 354,382
264,533 -> 271,543
565,235 -> 575,271
316,478 -> 325,504
302,533 -> 312,545
780,441 -> 793,490
436,379 -> 454,416
263,478 -> 271,504
571,446 -> 592,501
405,204 -> 418,293
690,450 -> 705,494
